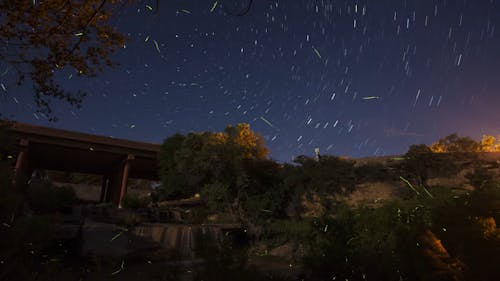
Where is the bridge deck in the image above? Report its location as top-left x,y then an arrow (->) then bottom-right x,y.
7,121 -> 162,206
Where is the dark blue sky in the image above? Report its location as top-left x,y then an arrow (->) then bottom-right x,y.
3,0 -> 500,162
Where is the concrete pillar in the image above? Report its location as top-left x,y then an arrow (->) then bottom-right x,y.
118,154 -> 134,208
13,138 -> 30,187
106,154 -> 134,207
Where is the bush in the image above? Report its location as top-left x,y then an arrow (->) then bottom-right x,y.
182,205 -> 211,224
290,155 -> 357,195
28,183 -> 78,213
193,231 -> 290,281
0,164 -> 64,280
354,162 -> 394,182
244,183 -> 292,222
121,193 -> 150,209
117,213 -> 142,228
262,219 -> 316,247
201,182 -> 230,212
465,166 -> 495,190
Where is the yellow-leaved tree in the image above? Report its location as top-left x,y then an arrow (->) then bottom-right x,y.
480,135 -> 497,152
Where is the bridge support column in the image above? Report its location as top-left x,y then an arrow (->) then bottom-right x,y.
107,154 -> 134,207
118,155 -> 133,208
14,138 -> 30,188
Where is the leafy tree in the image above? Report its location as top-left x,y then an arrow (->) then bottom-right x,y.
292,155 -> 356,194
0,0 -> 127,119
201,182 -> 230,212
242,159 -> 290,221
355,162 -> 394,183
28,182 -> 78,213
158,123 -> 268,205
495,135 -> 500,151
480,135 -> 497,152
430,134 -> 480,153
157,133 -> 187,198
465,166 -> 496,190
121,193 -> 150,210
403,144 -> 440,187
224,123 -> 268,160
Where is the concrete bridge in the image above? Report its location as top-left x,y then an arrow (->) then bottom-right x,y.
7,122 -> 161,207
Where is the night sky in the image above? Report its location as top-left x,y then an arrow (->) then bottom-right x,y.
3,0 -> 500,162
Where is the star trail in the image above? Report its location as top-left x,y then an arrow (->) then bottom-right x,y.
3,0 -> 500,162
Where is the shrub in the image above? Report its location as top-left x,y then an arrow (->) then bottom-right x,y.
355,162 -> 394,182
121,193 -> 150,210
28,183 -> 78,213
201,182 -> 230,212
262,219 -> 316,247
183,206 -> 211,224
465,166 -> 495,190
117,213 -> 141,228
244,183 -> 292,222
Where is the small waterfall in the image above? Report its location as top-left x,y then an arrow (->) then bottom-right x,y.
133,223 -> 224,260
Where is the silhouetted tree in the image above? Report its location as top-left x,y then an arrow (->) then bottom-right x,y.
403,144 -> 439,187
0,0 -> 127,119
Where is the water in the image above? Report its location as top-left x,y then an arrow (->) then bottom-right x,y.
133,223 -> 224,260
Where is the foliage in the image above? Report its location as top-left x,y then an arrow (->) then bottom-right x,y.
157,133 -> 187,199
350,201 -> 435,279
402,144 -> 435,187
480,135 -> 497,152
301,188 -> 451,280
302,213 -> 360,280
242,160 -> 291,221
354,162 -> 394,182
429,133 -> 500,153
0,0 -> 127,119
156,126 -> 500,280
0,214 -> 58,280
402,144 -> 458,186
224,123 -> 269,160
430,133 -> 481,153
193,236 -> 289,281
116,213 -> 141,229
243,155 -> 359,223
465,165 -> 496,190
292,155 -> 356,194
429,185 -> 500,281
28,182 -> 78,213
299,183 -> 500,281
201,182 -> 230,212
0,153 -> 61,280
262,219 -> 316,246
182,205 -> 212,224
158,124 -> 269,219
121,193 -> 150,210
